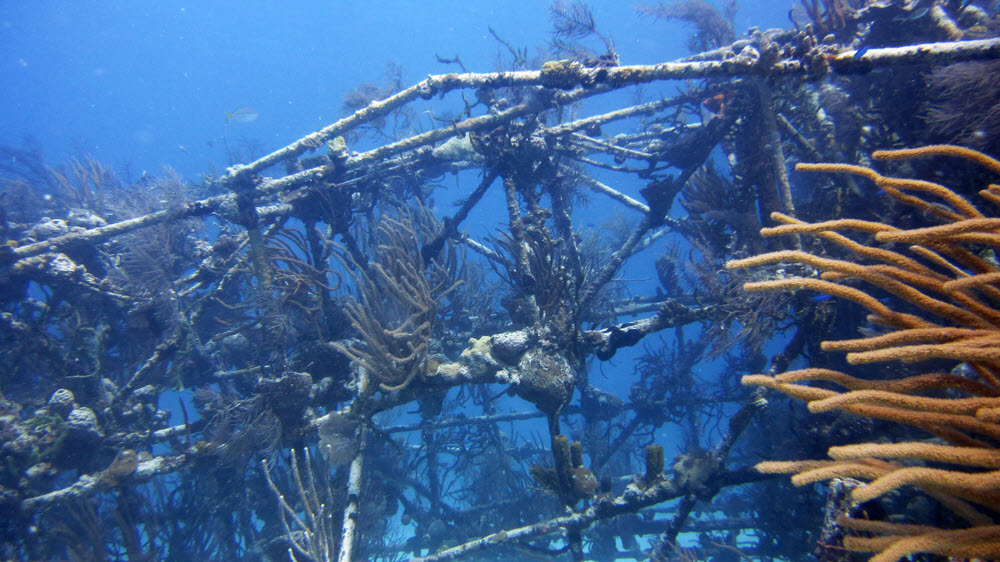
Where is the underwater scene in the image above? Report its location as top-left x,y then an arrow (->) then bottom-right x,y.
3,0 -> 1000,560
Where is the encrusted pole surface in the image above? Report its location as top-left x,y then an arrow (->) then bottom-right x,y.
338,368 -> 369,562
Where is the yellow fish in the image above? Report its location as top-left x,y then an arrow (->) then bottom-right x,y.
225,106 -> 258,124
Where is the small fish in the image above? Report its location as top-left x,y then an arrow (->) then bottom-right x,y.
702,93 -> 725,114
858,324 -> 889,338
225,106 -> 259,124
946,362 -> 981,398
951,362 -> 976,379
810,294 -> 833,302
896,0 -> 934,20
854,44 -> 871,58
906,6 -> 932,19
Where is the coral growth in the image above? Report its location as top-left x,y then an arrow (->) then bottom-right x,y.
730,145 -> 1000,561
637,1 -> 737,52
2,4 -> 999,560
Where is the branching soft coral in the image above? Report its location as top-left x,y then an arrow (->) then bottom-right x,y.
636,1 -> 736,53
727,145 -> 1000,562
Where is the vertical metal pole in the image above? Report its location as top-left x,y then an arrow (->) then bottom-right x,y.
338,368 -> 369,562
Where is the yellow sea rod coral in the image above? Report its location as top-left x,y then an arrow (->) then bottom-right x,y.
727,145 -> 1000,562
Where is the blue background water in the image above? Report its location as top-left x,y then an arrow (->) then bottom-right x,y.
2,1 -> 788,180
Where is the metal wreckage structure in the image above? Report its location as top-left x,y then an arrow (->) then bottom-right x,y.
2,1 -> 1000,560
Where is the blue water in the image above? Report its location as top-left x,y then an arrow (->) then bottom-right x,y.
2,1 -> 788,180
